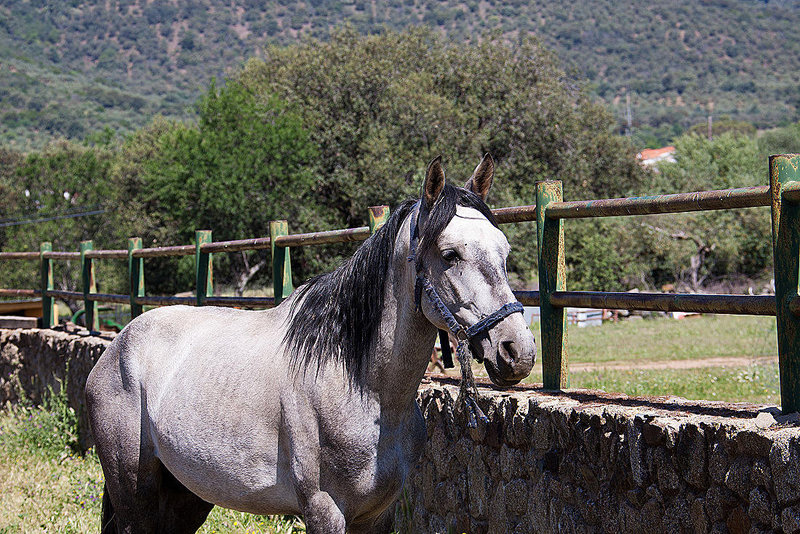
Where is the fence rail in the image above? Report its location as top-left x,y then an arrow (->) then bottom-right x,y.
546,185 -> 772,219
549,291 -> 777,316
2,154 -> 799,411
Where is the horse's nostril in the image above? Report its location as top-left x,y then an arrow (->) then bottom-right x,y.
500,340 -> 518,362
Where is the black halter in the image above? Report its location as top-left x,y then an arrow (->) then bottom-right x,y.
408,202 -> 524,427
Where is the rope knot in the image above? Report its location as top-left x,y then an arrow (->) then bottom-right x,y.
455,339 -> 489,428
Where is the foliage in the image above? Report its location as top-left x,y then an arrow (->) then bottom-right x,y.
561,130 -> 781,293
109,82 -> 318,294
1,0 -> 799,149
238,27 -> 645,283
687,117 -> 757,139
2,31 -> 794,297
0,140 -> 122,303
1,378 -> 80,456
645,133 -> 772,289
758,122 -> 800,157
565,218 -> 647,292
0,406 -> 304,533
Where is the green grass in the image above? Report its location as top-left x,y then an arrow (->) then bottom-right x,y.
567,363 -> 780,404
540,314 -> 777,364
512,314 -> 780,404
0,391 -> 304,533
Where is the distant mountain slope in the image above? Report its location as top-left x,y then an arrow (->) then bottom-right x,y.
1,0 -> 798,149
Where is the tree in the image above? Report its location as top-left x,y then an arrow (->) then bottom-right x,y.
642,133 -> 772,291
0,141 -> 118,311
110,82 -> 318,295
237,27 -> 647,286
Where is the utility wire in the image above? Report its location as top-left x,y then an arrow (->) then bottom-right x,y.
0,208 -> 106,228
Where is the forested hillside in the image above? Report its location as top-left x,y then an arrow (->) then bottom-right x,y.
1,0 -> 798,149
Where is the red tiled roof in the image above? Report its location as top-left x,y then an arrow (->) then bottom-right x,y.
637,146 -> 676,160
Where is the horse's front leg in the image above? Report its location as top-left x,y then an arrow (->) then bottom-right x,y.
283,393 -> 346,534
300,490 -> 346,534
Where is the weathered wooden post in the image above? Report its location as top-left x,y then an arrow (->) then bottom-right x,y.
536,180 -> 568,389
270,220 -> 293,305
40,242 -> 54,328
80,240 -> 99,331
770,153 -> 800,413
195,230 -> 213,306
128,237 -> 144,319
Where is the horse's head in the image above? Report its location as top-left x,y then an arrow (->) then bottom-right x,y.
413,154 -> 536,386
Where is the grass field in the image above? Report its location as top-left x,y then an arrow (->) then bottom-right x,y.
0,391 -> 305,533
520,314 -> 780,405
0,314 -> 782,532
461,314 -> 781,404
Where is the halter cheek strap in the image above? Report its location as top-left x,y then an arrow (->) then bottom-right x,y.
408,202 -> 524,428
415,275 -> 524,344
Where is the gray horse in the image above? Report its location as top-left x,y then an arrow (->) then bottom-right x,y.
86,154 -> 536,533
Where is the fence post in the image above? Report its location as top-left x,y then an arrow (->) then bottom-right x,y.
128,237 -> 144,319
368,205 -> 390,234
536,180 -> 568,389
770,154 -> 800,413
195,230 -> 213,306
39,242 -> 54,328
80,240 -> 99,332
270,220 -> 293,305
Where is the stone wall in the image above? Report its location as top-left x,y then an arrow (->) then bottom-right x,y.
0,327 -> 111,450
397,377 -> 800,534
3,328 -> 800,532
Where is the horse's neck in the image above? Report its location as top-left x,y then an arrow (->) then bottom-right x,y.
367,216 -> 438,414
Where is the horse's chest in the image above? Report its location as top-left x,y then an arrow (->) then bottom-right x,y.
323,404 -> 426,515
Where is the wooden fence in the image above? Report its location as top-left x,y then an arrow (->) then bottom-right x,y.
1,154 -> 799,411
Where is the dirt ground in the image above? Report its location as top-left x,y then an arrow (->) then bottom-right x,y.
568,355 -> 777,372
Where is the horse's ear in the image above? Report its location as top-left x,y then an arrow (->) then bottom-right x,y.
464,153 -> 494,202
423,155 -> 446,209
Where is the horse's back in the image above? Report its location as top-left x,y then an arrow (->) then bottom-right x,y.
86,305 -> 301,514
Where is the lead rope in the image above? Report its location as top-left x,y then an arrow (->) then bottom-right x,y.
456,338 -> 488,428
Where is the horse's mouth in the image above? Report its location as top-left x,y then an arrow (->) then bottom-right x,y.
484,358 -> 524,387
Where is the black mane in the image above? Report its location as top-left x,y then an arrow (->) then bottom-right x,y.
283,184 -> 497,387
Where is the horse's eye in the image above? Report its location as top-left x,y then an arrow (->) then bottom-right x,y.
442,249 -> 459,263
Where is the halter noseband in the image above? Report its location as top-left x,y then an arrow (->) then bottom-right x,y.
408,201 -> 524,427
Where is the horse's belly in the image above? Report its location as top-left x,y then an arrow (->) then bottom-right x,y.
155,433 -> 300,514
151,402 -> 300,515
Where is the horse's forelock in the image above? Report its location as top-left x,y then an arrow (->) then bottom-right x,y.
416,183 -> 498,267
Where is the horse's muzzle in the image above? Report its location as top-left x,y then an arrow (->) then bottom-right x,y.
485,323 -> 536,386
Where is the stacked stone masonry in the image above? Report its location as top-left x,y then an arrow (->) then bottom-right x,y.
2,329 -> 800,532
396,378 -> 800,534
0,327 -> 111,450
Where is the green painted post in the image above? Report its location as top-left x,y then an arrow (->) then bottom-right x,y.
770,154 -> 800,413
270,221 -> 293,305
80,240 -> 99,332
368,205 -> 390,234
536,180 -> 568,390
128,237 -> 144,319
195,230 -> 213,306
40,242 -> 54,328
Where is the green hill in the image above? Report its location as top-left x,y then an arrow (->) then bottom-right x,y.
1,0 -> 798,150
